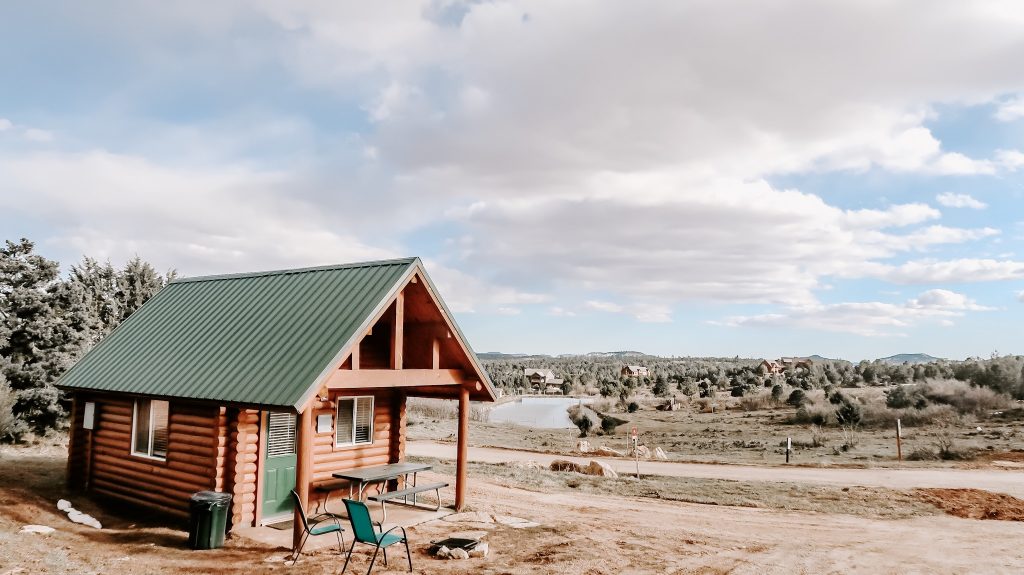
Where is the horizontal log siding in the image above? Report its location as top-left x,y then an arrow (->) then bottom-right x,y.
307,388 -> 405,507
86,396 -> 219,519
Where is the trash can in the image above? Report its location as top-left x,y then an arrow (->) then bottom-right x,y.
188,491 -> 232,550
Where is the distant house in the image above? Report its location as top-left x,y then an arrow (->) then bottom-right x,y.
524,368 -> 564,392
621,365 -> 650,378
780,357 -> 814,371
760,360 -> 782,375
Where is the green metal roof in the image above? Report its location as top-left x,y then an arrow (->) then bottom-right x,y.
56,258 -> 418,409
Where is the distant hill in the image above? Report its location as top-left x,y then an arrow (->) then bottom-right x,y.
877,353 -> 943,365
584,351 -> 647,358
476,352 -> 550,360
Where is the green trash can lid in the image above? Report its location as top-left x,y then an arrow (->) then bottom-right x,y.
190,491 -> 232,509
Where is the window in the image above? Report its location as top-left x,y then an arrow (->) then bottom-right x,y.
132,399 -> 169,459
335,396 -> 373,447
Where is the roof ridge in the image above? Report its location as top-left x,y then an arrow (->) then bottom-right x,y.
170,257 -> 419,284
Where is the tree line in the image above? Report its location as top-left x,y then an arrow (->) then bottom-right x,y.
481,353 -> 1024,403
0,238 -> 173,440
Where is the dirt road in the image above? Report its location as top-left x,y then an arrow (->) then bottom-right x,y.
409,440 -> 1024,497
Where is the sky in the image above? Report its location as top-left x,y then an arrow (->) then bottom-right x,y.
1,1 -> 1023,361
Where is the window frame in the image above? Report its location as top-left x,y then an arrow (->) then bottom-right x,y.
334,395 -> 374,448
131,398 -> 169,461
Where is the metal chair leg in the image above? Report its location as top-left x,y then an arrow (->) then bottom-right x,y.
292,532 -> 309,563
382,546 -> 388,566
404,537 -> 413,572
367,544 -> 382,575
341,540 -> 357,574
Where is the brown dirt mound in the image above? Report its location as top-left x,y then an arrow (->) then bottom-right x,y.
916,488 -> 1024,521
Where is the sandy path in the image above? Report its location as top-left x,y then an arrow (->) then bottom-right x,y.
409,440 -> 1024,497
453,475 -> 1024,574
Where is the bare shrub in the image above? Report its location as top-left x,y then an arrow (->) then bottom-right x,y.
739,392 -> 775,411
840,425 -> 859,451
810,425 -> 828,448
918,379 -> 1012,415
407,397 -> 488,423
859,400 -> 958,429
791,400 -> 836,426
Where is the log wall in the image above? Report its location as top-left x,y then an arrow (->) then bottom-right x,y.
227,409 -> 260,527
306,387 -> 406,508
74,394 -> 220,521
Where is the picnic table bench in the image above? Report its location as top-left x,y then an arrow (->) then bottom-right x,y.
367,481 -> 449,521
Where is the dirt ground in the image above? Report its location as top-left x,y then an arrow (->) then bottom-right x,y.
4,442 -> 1024,574
916,488 -> 1024,521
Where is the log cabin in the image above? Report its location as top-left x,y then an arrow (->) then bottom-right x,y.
56,257 -> 496,548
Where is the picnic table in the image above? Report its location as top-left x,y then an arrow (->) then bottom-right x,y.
329,462 -> 447,521
333,462 -> 433,500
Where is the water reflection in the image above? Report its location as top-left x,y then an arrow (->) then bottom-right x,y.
487,396 -> 592,429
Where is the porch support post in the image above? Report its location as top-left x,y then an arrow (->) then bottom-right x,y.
455,386 -> 469,511
292,407 -> 313,552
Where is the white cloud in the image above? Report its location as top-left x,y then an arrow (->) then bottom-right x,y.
5,1 -> 1024,318
722,289 -> 992,337
495,306 -> 521,316
995,96 -> 1024,122
0,118 -> 11,131
23,128 -> 54,142
996,149 -> 1024,170
879,259 -> 1024,284
585,300 -> 624,313
1017,290 -> 1024,303
936,192 -> 987,209
547,306 -> 576,317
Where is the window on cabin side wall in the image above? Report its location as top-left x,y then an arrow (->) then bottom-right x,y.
132,399 -> 169,459
335,396 -> 373,447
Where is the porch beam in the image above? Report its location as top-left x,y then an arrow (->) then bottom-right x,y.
455,386 -> 469,511
391,290 -> 404,370
292,407 -> 313,552
325,368 -> 467,389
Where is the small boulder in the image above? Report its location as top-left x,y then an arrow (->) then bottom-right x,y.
576,439 -> 591,453
469,542 -> 490,558
549,459 -> 584,473
67,509 -> 102,529
584,460 -> 618,478
435,545 -> 451,559
633,445 -> 651,459
19,525 -> 55,535
57,499 -> 73,512
449,547 -> 470,560
509,460 -> 544,471
595,446 -> 623,457
654,447 -> 669,460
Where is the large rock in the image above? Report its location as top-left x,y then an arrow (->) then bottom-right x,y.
449,548 -> 470,560
654,447 -> 669,460
57,499 -> 73,512
576,439 -> 591,453
584,460 -> 618,478
549,459 -> 584,473
595,446 -> 623,457
632,445 -> 651,459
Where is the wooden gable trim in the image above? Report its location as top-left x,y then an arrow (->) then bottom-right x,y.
293,259 -> 496,413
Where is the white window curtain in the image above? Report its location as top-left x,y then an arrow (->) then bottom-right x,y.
132,399 -> 169,459
335,396 -> 373,446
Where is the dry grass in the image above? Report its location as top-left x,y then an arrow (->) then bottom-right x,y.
407,397 -> 488,423
414,456 -> 938,519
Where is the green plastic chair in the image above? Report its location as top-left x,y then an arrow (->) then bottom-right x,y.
289,490 -> 345,562
341,498 -> 412,574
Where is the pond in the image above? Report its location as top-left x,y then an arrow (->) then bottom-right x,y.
487,396 -> 592,429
